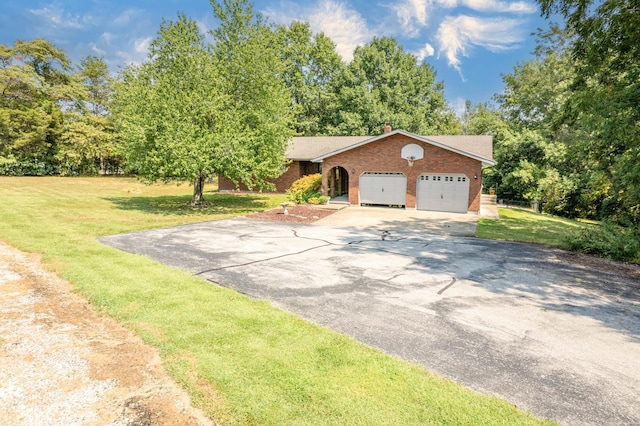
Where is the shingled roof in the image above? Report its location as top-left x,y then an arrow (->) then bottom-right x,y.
286,136 -> 366,161
287,130 -> 495,166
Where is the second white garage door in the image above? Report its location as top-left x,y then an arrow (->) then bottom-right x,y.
359,172 -> 407,206
416,173 -> 469,213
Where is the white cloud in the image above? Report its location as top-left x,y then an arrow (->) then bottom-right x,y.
116,36 -> 152,66
463,0 -> 537,13
134,37 -> 152,55
452,97 -> 467,117
436,0 -> 537,13
196,20 -> 210,35
307,0 -> 374,61
90,43 -> 106,56
393,0 -> 430,37
100,32 -> 115,45
415,43 -> 435,61
263,0 -> 375,62
436,15 -> 524,75
28,4 -> 94,29
437,0 -> 459,7
113,8 -> 142,26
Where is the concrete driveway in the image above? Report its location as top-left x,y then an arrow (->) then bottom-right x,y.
313,205 -> 479,236
100,217 -> 640,425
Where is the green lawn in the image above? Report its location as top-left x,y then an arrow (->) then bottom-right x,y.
477,207 -> 591,247
0,177 -> 553,425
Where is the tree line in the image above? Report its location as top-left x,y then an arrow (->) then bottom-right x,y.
0,40 -> 117,176
0,0 -> 457,185
467,0 -> 638,228
1,0 -> 637,226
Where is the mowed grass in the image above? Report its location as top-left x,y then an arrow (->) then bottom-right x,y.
477,207 -> 592,247
0,177 -> 553,425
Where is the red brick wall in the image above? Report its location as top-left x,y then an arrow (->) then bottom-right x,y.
218,161 -> 320,193
321,134 -> 483,212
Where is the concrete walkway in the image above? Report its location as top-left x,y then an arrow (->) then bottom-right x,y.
480,194 -> 500,219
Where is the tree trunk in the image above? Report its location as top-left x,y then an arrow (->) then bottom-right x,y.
191,174 -> 206,206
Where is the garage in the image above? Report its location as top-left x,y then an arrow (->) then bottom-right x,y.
359,172 -> 407,206
416,173 -> 469,213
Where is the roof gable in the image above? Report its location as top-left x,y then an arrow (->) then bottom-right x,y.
288,130 -> 495,166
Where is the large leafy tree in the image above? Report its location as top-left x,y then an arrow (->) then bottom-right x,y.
0,39 -> 80,174
460,101 -> 513,194
492,24 -> 639,219
78,56 -> 111,117
537,0 -> 638,76
112,14 -> 237,205
277,21 -> 344,136
211,0 -> 293,190
492,28 -> 587,216
327,37 -> 460,136
113,2 -> 292,205
461,101 -> 559,207
535,0 -> 640,223
58,56 -> 118,175
210,0 -> 293,190
497,26 -> 575,138
461,101 -> 503,137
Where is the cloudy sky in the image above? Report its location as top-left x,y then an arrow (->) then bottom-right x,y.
0,0 -> 550,114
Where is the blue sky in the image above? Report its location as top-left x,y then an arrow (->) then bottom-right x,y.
0,0 -> 552,114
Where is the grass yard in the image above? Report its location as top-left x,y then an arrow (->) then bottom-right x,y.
477,207 -> 592,247
0,177 -> 553,425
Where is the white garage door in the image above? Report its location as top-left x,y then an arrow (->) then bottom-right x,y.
359,172 -> 407,206
416,173 -> 469,213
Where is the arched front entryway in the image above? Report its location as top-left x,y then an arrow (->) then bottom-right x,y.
328,166 -> 349,200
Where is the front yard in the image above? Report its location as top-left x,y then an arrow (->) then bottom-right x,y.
0,176 -> 552,425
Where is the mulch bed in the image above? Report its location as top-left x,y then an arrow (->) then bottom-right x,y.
245,204 -> 337,224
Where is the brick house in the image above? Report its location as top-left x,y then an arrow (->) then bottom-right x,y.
218,126 -> 495,213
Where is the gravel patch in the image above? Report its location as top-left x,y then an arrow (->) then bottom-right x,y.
0,242 -> 214,426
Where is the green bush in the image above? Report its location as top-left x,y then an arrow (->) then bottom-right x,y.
0,156 -> 58,176
287,173 -> 322,204
564,220 -> 640,263
307,196 -> 329,205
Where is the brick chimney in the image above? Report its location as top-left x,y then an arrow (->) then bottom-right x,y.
383,123 -> 392,134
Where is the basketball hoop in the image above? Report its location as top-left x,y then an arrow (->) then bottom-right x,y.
401,144 -> 423,167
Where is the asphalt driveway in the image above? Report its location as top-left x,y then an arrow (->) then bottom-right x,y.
100,218 -> 640,425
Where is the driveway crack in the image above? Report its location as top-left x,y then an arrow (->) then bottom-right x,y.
196,229 -> 338,275
437,277 -> 457,295
195,243 -> 331,275
196,229 -> 436,275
